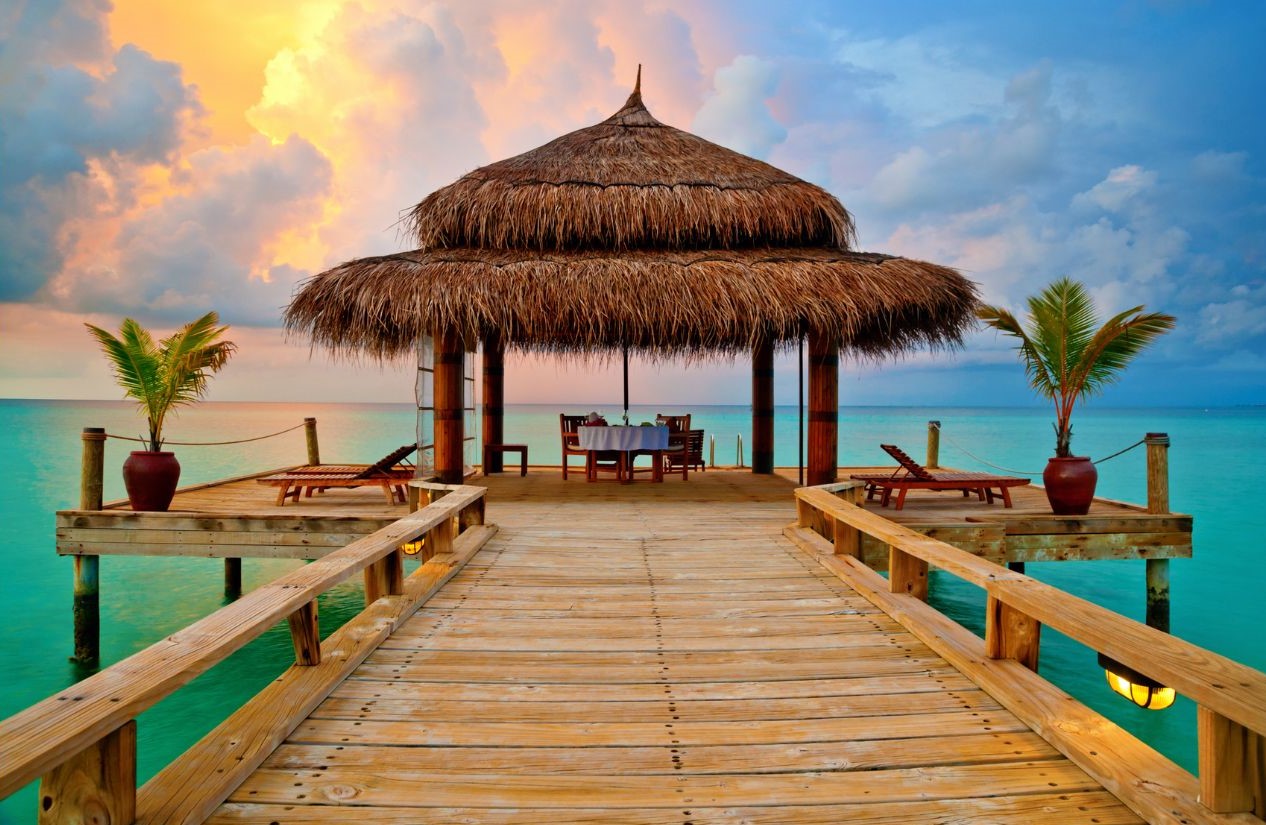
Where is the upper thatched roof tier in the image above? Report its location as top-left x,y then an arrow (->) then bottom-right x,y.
405,82 -> 856,252
286,247 -> 976,360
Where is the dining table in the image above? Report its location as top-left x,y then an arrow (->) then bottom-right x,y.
576,424 -> 669,482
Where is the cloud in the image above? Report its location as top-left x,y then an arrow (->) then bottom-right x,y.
692,55 -> 787,158
1196,282 -> 1266,345
0,2 -> 198,300
1071,164 -> 1158,213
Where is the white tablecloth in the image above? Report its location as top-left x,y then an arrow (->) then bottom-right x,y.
577,425 -> 669,451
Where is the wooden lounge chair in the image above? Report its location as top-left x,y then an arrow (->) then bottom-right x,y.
258,444 -> 417,506
849,444 -> 1030,510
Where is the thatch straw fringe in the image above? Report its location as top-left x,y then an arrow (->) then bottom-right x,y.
285,248 -> 978,362
406,90 -> 856,252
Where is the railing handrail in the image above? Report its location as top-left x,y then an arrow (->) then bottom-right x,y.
0,482 -> 486,799
793,482 -> 1266,736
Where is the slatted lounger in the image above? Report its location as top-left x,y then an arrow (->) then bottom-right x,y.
258,444 -> 418,506
850,443 -> 1030,510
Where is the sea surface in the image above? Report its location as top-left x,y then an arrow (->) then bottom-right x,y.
1,398 -> 1263,822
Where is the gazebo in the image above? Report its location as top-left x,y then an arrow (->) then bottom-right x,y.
286,72 -> 978,485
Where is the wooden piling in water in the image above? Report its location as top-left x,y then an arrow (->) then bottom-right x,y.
926,420 -> 940,469
73,427 -> 105,665
1145,432 -> 1171,633
303,417 -> 320,465
224,558 -> 242,600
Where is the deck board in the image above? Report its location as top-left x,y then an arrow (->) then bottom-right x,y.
205,488 -> 1142,823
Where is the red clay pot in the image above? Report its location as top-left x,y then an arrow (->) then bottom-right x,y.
1042,456 -> 1098,515
122,450 -> 181,511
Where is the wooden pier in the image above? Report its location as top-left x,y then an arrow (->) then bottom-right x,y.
6,460 -> 1265,823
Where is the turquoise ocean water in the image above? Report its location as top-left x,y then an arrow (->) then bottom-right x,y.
1,398 -> 1263,822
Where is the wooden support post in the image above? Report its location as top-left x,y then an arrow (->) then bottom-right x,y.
482,335 -> 505,473
751,339 -> 775,474
806,330 -> 838,487
1198,706 -> 1264,815
832,516 -> 860,558
888,546 -> 928,600
364,550 -> 404,604
427,516 -> 455,560
37,720 -> 136,825
224,558 -> 242,600
926,420 -> 940,469
460,497 -> 485,530
304,417 -> 320,465
985,595 -> 1041,671
434,328 -> 466,484
287,600 -> 320,666
73,427 -> 106,665
1145,432 -> 1172,633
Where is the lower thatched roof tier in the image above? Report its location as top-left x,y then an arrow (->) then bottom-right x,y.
286,247 -> 977,360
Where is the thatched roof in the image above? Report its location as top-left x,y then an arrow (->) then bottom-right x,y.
287,248 -> 974,359
287,72 -> 978,360
405,79 -> 856,252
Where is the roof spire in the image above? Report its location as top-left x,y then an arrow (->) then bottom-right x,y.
604,63 -> 660,126
634,64 -> 642,97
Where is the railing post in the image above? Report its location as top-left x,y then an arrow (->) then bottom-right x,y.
1145,433 -> 1171,633
427,516 -> 454,560
832,516 -> 860,558
364,549 -> 404,604
888,545 -> 928,600
304,417 -> 320,465
460,496 -> 485,530
73,427 -> 106,665
985,594 -> 1041,671
926,420 -> 940,469
1198,705 -> 1263,814
37,720 -> 136,825
287,601 -> 320,666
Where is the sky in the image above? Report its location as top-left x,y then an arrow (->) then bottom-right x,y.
1,0 -> 1263,407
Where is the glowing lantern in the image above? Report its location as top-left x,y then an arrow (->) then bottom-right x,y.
1098,653 -> 1176,710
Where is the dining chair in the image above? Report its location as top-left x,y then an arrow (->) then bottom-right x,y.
560,414 -> 588,479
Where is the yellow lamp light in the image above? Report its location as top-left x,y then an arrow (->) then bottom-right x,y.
1098,653 -> 1176,710
401,539 -> 424,556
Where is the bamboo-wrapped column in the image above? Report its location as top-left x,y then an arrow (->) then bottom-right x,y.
807,331 -> 838,486
434,329 -> 466,484
482,334 -> 505,473
751,339 -> 774,474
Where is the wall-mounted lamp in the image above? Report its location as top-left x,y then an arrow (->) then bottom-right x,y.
401,539 -> 424,556
1098,653 -> 1176,710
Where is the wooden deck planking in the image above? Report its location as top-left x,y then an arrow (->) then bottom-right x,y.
205,492 -> 1141,823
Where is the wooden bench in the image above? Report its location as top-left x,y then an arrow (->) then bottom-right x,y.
483,443 -> 528,476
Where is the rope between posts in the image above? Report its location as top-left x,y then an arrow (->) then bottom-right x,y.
103,421 -> 307,447
931,422 -> 1147,476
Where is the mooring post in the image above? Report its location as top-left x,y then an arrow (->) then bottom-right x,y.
926,420 -> 940,469
73,427 -> 106,665
304,417 -> 320,465
1145,432 -> 1171,633
224,558 -> 242,600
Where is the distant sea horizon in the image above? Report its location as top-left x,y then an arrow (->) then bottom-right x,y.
2,398 -> 1264,822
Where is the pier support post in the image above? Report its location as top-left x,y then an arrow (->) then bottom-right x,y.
304,417 -> 320,465
806,331 -> 838,487
751,339 -> 774,474
434,328 -> 466,484
1145,433 -> 1171,632
482,334 -> 505,473
926,420 -> 940,469
73,427 -> 105,665
224,558 -> 242,600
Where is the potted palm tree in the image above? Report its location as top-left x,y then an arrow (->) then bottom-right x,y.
86,312 -> 236,511
978,278 -> 1175,515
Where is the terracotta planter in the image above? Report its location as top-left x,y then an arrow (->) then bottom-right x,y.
1042,456 -> 1097,515
122,450 -> 181,511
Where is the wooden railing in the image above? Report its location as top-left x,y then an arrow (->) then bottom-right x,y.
0,481 -> 493,824
788,482 -> 1266,825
